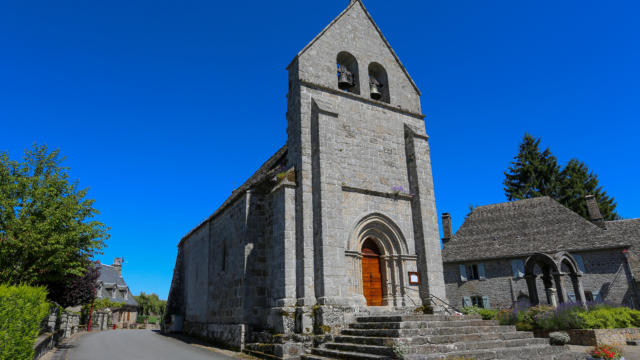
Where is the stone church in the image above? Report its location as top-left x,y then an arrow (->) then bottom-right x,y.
166,0 -> 447,352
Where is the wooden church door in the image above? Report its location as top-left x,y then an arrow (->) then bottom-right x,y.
362,239 -> 383,306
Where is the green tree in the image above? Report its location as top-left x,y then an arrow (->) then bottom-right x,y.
134,292 -> 167,316
0,144 -> 108,294
503,133 -> 561,200
504,134 -> 619,220
558,159 -> 619,220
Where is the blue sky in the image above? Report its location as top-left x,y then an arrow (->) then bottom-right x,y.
1,0 -> 638,299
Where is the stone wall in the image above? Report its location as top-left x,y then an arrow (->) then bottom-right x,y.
444,248 -> 633,309
566,328 -> 640,346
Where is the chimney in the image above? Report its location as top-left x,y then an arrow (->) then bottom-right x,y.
113,257 -> 123,275
442,213 -> 453,243
585,195 -> 606,229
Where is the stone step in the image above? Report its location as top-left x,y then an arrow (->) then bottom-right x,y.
312,347 -> 389,360
406,338 -> 550,354
334,331 -> 532,347
404,344 -> 570,360
301,355 -> 334,360
356,314 -> 480,323
341,325 -> 516,338
334,335 -> 396,346
349,319 -> 497,330
325,342 -> 396,357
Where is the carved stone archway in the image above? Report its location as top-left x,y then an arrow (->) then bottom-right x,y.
345,213 -> 415,307
524,252 -> 586,308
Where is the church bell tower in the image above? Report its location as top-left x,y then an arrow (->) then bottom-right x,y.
285,0 -> 447,328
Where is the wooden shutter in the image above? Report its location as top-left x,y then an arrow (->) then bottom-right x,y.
573,254 -> 586,272
459,264 -> 467,282
478,263 -> 486,280
482,296 -> 490,309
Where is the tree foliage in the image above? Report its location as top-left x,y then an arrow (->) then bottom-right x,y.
504,134 -> 619,220
0,144 -> 108,292
134,292 -> 167,316
47,263 -> 100,308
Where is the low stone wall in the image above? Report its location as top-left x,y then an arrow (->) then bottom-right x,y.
183,321 -> 246,350
567,328 -> 640,346
33,333 -> 57,360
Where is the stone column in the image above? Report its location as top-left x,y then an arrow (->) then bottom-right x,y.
571,274 -> 588,308
553,273 -> 569,304
525,274 -> 539,306
345,250 -> 365,305
547,288 -> 558,308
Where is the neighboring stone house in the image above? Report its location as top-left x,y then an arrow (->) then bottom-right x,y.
442,196 -> 640,310
96,258 -> 139,328
165,0 -> 447,351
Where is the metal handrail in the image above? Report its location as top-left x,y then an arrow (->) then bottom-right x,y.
401,287 -> 463,315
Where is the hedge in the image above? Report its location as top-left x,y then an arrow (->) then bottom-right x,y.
0,284 -> 50,360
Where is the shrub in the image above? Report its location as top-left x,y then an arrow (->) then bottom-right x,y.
461,306 -> 498,320
0,285 -> 50,360
549,331 -> 570,345
579,306 -> 640,329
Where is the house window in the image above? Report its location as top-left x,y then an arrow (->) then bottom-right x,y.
463,295 -> 491,309
585,291 -> 594,302
459,263 -> 486,282
511,259 -> 525,278
467,265 -> 479,280
471,296 -> 483,307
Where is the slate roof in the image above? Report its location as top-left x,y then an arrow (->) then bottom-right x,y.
179,144 -> 288,245
442,197 -> 631,263
96,263 -> 138,307
606,218 -> 640,275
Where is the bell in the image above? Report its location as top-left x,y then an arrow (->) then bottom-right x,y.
338,66 -> 354,89
370,81 -> 382,100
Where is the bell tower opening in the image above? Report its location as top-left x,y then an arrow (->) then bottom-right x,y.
368,62 -> 389,103
337,51 -> 360,95
361,238 -> 384,306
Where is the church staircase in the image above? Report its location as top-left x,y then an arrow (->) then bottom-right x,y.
301,314 -> 582,360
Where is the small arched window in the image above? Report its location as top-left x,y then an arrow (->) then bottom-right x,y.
368,62 -> 390,103
337,52 -> 360,95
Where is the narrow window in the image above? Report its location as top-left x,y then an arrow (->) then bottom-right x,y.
222,242 -> 227,271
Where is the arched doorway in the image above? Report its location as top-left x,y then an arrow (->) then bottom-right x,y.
362,239 -> 383,306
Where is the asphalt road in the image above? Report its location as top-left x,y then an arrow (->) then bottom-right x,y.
64,330 -> 239,360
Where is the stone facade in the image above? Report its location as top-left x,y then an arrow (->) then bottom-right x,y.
445,248 -> 636,310
165,0 -> 446,355
442,197 -> 640,310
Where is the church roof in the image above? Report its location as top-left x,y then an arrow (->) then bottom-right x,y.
179,144 -> 288,244
288,0 -> 421,96
442,197 -> 628,263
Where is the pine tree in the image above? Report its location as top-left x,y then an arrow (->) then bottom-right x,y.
558,159 -> 619,220
504,134 -> 619,221
503,133 -> 561,201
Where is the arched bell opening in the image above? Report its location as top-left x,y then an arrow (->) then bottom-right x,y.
337,52 -> 360,94
368,62 -> 390,103
361,238 -> 384,306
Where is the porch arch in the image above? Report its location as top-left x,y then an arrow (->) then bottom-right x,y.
524,251 -> 586,307
345,213 -> 414,307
